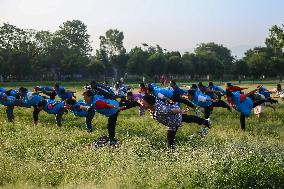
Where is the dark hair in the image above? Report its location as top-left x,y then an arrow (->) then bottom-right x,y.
127,91 -> 133,96
198,82 -> 203,87
37,100 -> 47,108
19,87 -> 28,93
226,90 -> 233,97
143,95 -> 156,106
90,81 -> 96,85
140,83 -> 145,88
277,84 -> 281,88
65,98 -> 76,106
208,82 -> 213,86
191,84 -> 197,89
83,90 -> 94,97
226,82 -> 232,87
188,89 -> 195,96
170,80 -> 176,85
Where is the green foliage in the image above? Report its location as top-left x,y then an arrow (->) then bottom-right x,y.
0,83 -> 284,188
1,22 -> 284,81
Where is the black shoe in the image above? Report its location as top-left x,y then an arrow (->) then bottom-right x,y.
204,118 -> 212,129
93,136 -> 109,148
108,139 -> 118,147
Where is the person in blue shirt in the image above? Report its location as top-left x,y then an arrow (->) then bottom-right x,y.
54,83 -> 76,100
35,99 -> 65,126
83,90 -> 126,147
187,89 -> 231,119
256,85 -> 278,103
169,80 -> 196,108
34,86 -> 56,100
208,82 -> 226,99
5,89 -> 20,99
2,89 -> 20,122
64,98 -> 95,132
198,82 -> 219,99
18,87 -> 46,124
0,92 -> 19,122
225,90 -> 275,131
148,83 -> 196,108
86,81 -> 116,99
0,88 -> 6,93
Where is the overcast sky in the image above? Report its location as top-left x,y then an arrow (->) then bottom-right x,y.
1,0 -> 284,57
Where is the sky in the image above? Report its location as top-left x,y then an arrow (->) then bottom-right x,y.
0,0 -> 284,57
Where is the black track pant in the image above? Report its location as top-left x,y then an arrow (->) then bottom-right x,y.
85,110 -> 95,131
240,99 -> 267,131
170,93 -> 196,108
167,114 -> 209,148
107,111 -> 119,140
33,106 -> 65,126
204,100 -> 230,119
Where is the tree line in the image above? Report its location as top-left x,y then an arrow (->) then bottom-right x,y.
0,20 -> 284,81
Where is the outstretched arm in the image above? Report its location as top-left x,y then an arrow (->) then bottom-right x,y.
245,89 -> 257,96
171,108 -> 187,114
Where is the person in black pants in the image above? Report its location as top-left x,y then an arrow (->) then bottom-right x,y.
225,90 -> 277,131
140,95 -> 211,149
187,89 -> 231,119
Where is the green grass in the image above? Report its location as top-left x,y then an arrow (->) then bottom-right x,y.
0,83 -> 284,188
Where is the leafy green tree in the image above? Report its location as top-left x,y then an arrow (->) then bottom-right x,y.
99,29 -> 126,77
265,24 -> 284,54
146,53 -> 166,76
127,47 -> 149,74
232,59 -> 249,78
244,47 -> 273,78
180,52 -> 195,76
195,42 -> 234,79
51,20 -> 92,78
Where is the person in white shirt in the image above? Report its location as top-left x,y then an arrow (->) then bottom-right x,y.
270,84 -> 284,100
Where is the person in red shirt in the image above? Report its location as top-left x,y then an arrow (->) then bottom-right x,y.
225,83 -> 248,92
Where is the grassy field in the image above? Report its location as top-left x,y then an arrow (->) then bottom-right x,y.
0,83 -> 284,188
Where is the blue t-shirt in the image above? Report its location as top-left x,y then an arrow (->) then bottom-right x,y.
69,100 -> 93,117
43,99 -> 64,114
92,95 -> 119,117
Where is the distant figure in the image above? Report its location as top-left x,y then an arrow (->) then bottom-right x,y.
120,77 -> 124,84
124,73 -> 128,81
112,78 -> 116,86
154,75 -> 158,83
160,75 -> 165,86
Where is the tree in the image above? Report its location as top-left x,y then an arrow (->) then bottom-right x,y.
99,29 -> 126,77
127,47 -> 149,74
244,47 -> 273,78
180,52 -> 195,76
51,20 -> 92,78
265,24 -> 284,54
195,42 -> 234,79
166,55 -> 181,75
232,59 -> 249,79
146,53 -> 166,76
